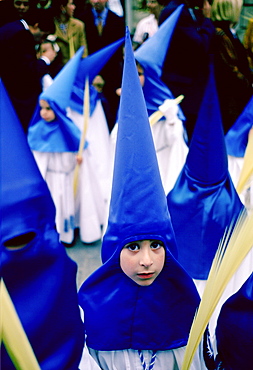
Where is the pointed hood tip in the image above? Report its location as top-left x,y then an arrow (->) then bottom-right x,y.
41,46 -> 84,110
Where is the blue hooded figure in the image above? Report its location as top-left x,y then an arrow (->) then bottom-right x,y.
28,47 -> 86,244
28,46 -> 85,153
167,64 -> 244,291
0,80 -> 84,369
78,28 -> 202,370
213,273 -> 253,369
134,4 -> 185,121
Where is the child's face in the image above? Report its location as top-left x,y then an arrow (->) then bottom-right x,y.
39,99 -> 56,122
38,42 -> 54,58
137,64 -> 145,87
120,239 -> 165,286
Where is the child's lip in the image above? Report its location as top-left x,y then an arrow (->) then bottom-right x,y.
137,272 -> 155,278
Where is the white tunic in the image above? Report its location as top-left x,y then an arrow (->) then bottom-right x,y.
33,151 -> 76,244
68,100 -> 111,243
85,345 -> 207,370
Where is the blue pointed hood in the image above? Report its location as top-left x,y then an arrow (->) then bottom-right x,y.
1,79 -> 84,369
0,80 -> 56,244
78,28 -> 200,352
28,48 -> 84,152
167,65 -> 244,279
42,46 -> 84,111
101,28 -> 177,264
216,272 -> 253,369
70,38 -> 125,115
225,95 -> 253,157
134,5 -> 185,119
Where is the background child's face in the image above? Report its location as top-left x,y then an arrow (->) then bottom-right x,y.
39,99 -> 56,122
137,63 -> 145,87
37,42 -> 54,58
120,239 -> 165,286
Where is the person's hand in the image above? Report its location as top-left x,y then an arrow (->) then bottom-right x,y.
76,154 -> 83,165
202,0 -> 211,18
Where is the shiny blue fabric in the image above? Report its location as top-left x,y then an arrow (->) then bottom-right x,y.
1,230 -> 85,370
225,95 -> 253,157
79,242 -> 200,351
28,100 -> 82,152
216,273 -> 253,369
70,38 -> 124,114
167,66 -> 243,279
78,28 -> 200,352
0,80 -> 84,369
134,5 -> 185,120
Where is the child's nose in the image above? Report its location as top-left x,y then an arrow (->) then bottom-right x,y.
139,250 -> 153,267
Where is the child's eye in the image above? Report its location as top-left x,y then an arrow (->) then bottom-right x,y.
126,243 -> 140,252
151,241 -> 163,250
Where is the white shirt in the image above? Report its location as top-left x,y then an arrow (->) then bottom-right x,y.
133,14 -> 158,44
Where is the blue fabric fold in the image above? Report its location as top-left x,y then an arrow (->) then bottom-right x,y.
216,273 -> 253,369
28,100 -> 81,152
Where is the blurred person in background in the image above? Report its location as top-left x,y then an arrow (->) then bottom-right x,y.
211,0 -> 253,134
132,0 -> 164,50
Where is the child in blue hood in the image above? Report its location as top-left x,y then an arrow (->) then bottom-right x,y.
28,47 -> 85,245
78,28 -> 206,370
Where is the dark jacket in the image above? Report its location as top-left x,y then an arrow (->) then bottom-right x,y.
0,20 -> 49,132
77,5 -> 125,130
213,21 -> 253,134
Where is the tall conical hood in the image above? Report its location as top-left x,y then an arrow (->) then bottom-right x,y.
167,66 -> 243,279
134,5 -> 185,119
41,46 -> 84,110
70,38 -> 124,114
186,64 -> 227,184
216,272 -> 253,369
225,95 -> 253,157
101,27 -> 177,263
0,80 -> 56,244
